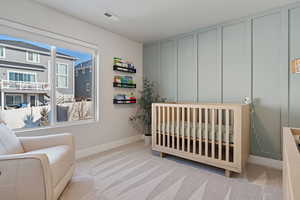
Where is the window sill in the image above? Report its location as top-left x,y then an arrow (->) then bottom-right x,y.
15,119 -> 98,136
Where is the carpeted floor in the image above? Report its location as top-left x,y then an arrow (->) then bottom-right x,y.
74,142 -> 282,200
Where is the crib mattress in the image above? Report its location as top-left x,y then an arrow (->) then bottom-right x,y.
157,122 -> 234,143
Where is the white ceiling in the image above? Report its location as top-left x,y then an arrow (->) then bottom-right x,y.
32,0 -> 298,43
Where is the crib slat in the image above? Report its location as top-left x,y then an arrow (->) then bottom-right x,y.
218,109 -> 222,160
177,106 -> 180,150
187,106 -> 190,152
199,108 -> 202,156
193,107 -> 196,154
152,105 -> 155,146
158,106 -> 161,146
163,106 -> 166,147
226,109 -> 230,162
182,106 -> 185,151
205,108 -> 208,157
167,106 -> 170,148
172,107 -> 175,148
212,109 -> 215,159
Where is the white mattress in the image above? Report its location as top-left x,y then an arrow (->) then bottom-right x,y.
157,122 -> 234,143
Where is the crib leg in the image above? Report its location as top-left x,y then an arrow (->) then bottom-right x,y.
225,170 -> 231,178
160,152 -> 166,158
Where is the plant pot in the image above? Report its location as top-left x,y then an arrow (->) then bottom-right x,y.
144,135 -> 152,146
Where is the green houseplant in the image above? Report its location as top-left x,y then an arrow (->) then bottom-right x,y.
130,79 -> 165,144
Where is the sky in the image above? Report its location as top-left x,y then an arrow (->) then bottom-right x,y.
0,34 -> 91,65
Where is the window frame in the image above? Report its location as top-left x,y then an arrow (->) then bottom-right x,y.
26,51 -> 40,63
56,62 -> 68,89
0,18 -> 100,133
0,46 -> 5,58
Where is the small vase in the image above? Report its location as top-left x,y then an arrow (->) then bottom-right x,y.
144,126 -> 151,146
144,135 -> 152,146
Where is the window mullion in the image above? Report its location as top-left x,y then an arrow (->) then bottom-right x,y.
50,46 -> 57,125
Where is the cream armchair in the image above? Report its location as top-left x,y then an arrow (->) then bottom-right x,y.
0,124 -> 75,200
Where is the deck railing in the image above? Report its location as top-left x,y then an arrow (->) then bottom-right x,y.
0,80 -> 49,91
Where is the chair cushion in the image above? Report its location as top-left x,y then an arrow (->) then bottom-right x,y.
26,145 -> 74,187
0,123 -> 24,155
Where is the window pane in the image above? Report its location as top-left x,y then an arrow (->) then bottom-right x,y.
6,96 -> 13,106
57,76 -> 67,88
19,73 -> 24,82
0,34 -> 51,129
28,52 -> 33,61
0,47 -> 3,57
56,47 -> 94,123
57,64 -> 67,75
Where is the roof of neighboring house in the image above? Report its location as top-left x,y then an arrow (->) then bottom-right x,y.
0,40 -> 77,60
75,59 -> 92,69
0,60 -> 46,71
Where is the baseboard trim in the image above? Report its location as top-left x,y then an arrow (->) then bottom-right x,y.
76,135 -> 143,160
248,155 -> 282,170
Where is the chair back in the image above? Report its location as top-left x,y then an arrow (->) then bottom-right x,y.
0,123 -> 24,155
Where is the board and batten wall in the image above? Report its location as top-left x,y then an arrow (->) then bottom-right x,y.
144,3 -> 300,160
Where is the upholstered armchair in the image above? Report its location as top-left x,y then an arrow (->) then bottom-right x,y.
0,124 -> 75,200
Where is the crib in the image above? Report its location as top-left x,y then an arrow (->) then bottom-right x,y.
151,103 -> 250,177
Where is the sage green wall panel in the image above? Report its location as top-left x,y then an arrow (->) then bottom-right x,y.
289,7 -> 300,128
143,43 -> 160,87
142,3 -> 300,160
197,29 -> 221,102
160,40 -> 177,101
177,35 -> 197,102
222,22 -> 251,103
252,13 -> 281,160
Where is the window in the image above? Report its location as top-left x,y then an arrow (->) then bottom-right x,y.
56,63 -> 68,88
86,82 -> 91,92
26,51 -> 40,63
0,46 -> 5,58
8,71 -> 36,82
56,46 -> 95,123
6,95 -> 23,106
0,34 -> 97,130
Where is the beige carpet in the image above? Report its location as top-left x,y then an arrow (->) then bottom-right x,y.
75,142 -> 282,200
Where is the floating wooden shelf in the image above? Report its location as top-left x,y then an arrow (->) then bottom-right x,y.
113,99 -> 137,104
113,82 -> 136,88
113,65 -> 136,73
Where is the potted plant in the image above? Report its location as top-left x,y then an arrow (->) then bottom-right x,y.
130,79 -> 165,145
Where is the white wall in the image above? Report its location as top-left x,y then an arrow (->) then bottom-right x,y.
0,0 -> 143,151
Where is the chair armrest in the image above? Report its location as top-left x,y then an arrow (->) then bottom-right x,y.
0,153 -> 53,200
19,133 -> 74,152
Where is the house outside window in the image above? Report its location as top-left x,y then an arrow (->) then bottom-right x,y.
0,46 -> 5,58
26,51 -> 40,63
56,63 -> 68,88
0,33 -> 97,130
8,71 -> 36,82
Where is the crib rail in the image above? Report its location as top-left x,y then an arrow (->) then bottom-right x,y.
152,103 -> 250,175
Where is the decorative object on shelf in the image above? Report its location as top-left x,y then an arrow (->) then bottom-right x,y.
113,93 -> 136,104
113,57 -> 136,73
129,79 -> 165,145
113,75 -> 136,88
113,82 -> 136,88
291,58 -> 300,74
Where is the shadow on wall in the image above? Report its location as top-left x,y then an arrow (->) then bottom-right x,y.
251,98 -> 281,160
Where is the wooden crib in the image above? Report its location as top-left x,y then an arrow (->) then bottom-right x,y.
151,103 -> 250,177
